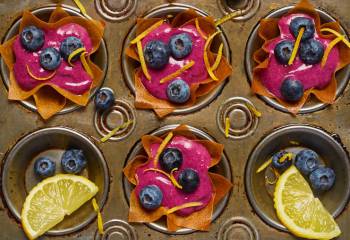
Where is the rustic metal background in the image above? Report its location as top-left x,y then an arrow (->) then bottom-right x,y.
0,0 -> 349,239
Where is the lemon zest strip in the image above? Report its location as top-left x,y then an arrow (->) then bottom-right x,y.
215,10 -> 243,26
246,104 -> 262,117
73,0 -> 89,18
210,43 -> 223,71
26,64 -> 56,81
80,52 -> 93,77
288,27 -> 305,65
144,168 -> 182,189
321,28 -> 350,48
68,47 -> 86,66
289,140 -> 300,145
256,158 -> 272,173
100,120 -> 133,143
154,132 -> 173,167
92,198 -> 104,235
137,41 -> 151,81
166,202 -> 203,214
278,153 -> 293,163
131,20 -> 164,44
321,35 -> 344,67
195,18 -> 207,40
159,60 -> 195,84
204,31 -> 221,81
225,117 -> 230,138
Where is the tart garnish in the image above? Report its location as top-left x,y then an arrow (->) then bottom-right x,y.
159,60 -> 195,83
153,132 -> 173,166
211,43 -> 224,71
288,27 -> 305,65
26,64 -> 56,81
204,31 -> 221,81
166,202 -> 203,214
130,20 -> 164,44
137,41 -> 151,80
144,168 -> 182,189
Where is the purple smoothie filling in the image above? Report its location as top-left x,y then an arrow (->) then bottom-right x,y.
135,136 -> 213,216
139,23 -> 209,100
13,23 -> 93,95
260,13 -> 340,99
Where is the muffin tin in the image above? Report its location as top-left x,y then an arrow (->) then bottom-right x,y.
0,0 -> 349,240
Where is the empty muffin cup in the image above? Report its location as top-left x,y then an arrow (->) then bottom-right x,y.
245,124 -> 350,231
123,124 -> 232,234
1,127 -> 110,236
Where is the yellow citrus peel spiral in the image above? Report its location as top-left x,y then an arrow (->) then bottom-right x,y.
26,64 -> 56,81
159,60 -> 195,84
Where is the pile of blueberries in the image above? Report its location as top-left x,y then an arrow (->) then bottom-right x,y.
34,149 -> 87,178
139,147 -> 200,210
20,25 -> 85,71
274,17 -> 325,103
272,148 -> 335,192
143,33 -> 193,104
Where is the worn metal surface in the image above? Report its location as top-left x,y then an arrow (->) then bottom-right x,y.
0,0 -> 349,240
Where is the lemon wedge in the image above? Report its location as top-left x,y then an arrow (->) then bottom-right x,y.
274,166 -> 341,239
21,174 -> 99,240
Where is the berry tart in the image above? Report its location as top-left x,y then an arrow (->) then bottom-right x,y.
125,10 -> 232,117
0,6 -> 105,119
123,125 -> 232,231
252,0 -> 350,114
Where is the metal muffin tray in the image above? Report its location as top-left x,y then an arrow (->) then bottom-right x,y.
0,0 -> 349,240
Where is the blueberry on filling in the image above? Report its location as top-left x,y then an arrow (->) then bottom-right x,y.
40,47 -> 61,71
169,33 -> 193,59
60,36 -> 84,61
280,78 -> 304,102
289,17 -> 315,41
159,148 -> 183,172
20,26 -> 45,52
299,39 -> 324,65
143,40 -> 170,70
139,185 -> 163,210
178,168 -> 200,193
166,79 -> 191,104
274,40 -> 295,65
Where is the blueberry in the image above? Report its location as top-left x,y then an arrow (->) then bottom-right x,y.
280,78 -> 304,102
289,17 -> 315,41
295,149 -> 320,176
40,47 -> 61,71
178,168 -> 200,193
166,79 -> 190,104
169,33 -> 193,59
61,149 -> 87,174
271,150 -> 293,172
60,36 -> 84,61
309,167 -> 335,192
159,148 -> 183,172
274,40 -> 295,65
94,88 -> 115,110
299,39 -> 324,65
34,157 -> 56,178
20,26 -> 45,52
143,40 -> 170,69
139,185 -> 163,210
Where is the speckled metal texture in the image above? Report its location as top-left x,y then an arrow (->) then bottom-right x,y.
0,0 -> 349,240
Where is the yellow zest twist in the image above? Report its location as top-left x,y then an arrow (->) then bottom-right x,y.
159,60 -> 195,84
100,120 -> 133,143
153,132 -> 173,166
321,28 -> 350,48
144,168 -> 182,189
195,18 -> 207,40
137,41 -> 151,81
211,43 -> 223,71
166,202 -> 203,214
288,27 -> 305,65
246,104 -> 262,117
73,0 -> 89,18
26,64 -> 56,81
204,31 -> 221,81
256,158 -> 272,173
225,117 -> 230,138
80,52 -> 93,77
321,35 -> 344,67
92,198 -> 104,235
131,20 -> 164,44
215,10 -> 243,26
68,47 -> 86,66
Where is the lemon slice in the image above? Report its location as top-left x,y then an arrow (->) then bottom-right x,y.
274,166 -> 341,239
21,174 -> 99,240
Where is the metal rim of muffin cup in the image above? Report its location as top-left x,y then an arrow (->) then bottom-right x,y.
244,5 -> 350,114
122,124 -> 233,235
244,124 -> 350,232
1,127 -> 110,236
0,4 -> 109,115
121,3 -> 231,115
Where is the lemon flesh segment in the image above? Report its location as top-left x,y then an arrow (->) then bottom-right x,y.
274,166 -> 341,239
21,174 -> 99,240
